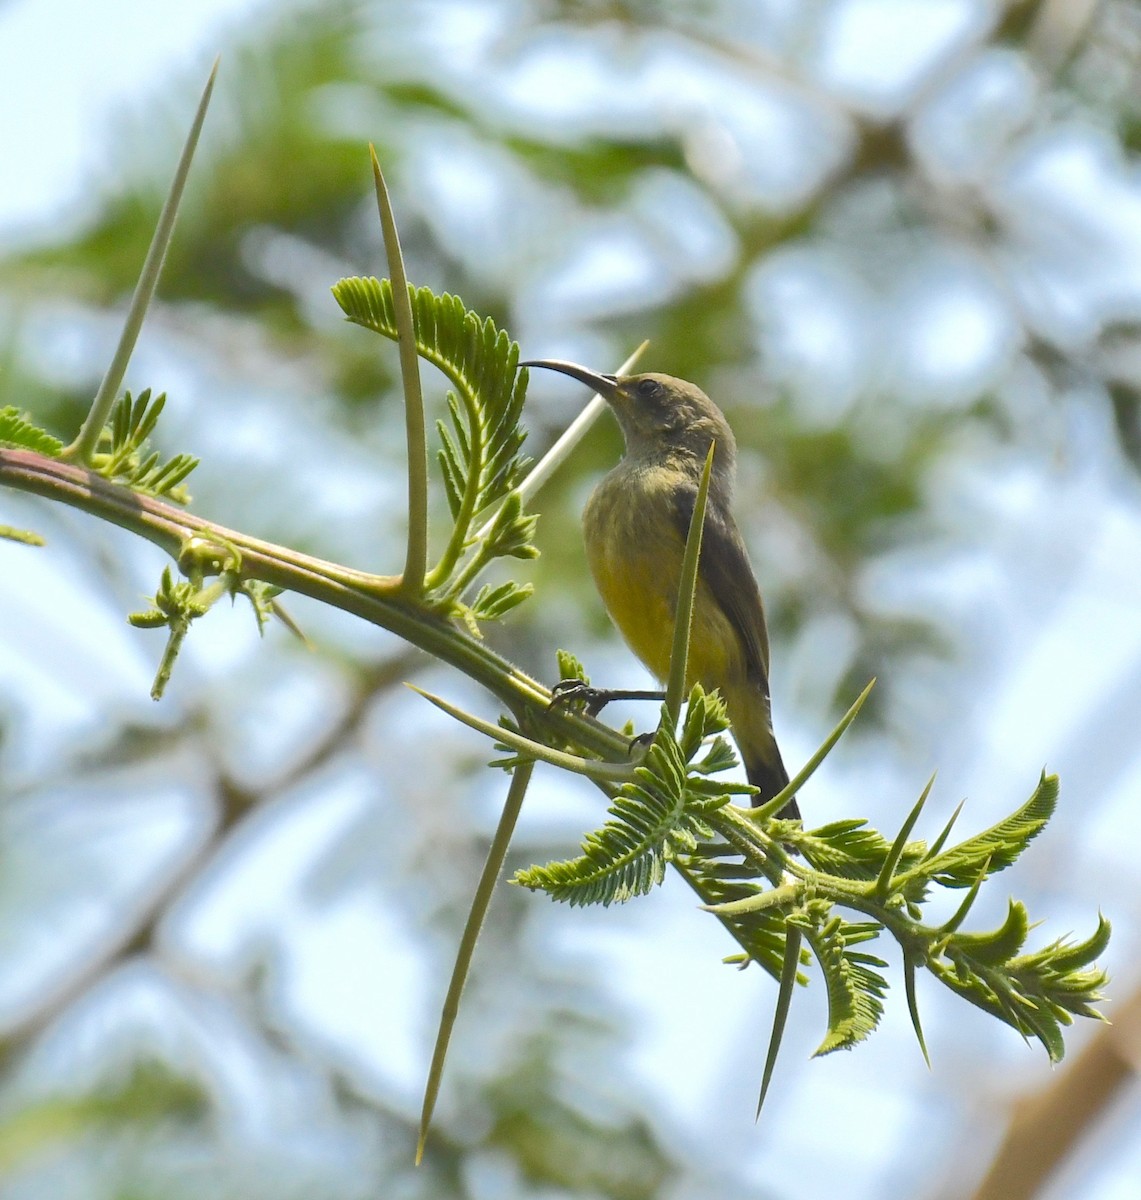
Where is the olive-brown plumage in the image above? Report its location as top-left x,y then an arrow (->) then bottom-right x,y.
523,360 -> 797,820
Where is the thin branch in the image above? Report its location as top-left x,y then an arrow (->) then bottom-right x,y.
0,447 -> 631,766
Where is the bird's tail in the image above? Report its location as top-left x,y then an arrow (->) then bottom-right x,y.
723,679 -> 800,822
746,750 -> 800,822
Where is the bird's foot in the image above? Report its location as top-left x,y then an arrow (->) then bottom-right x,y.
548,680 -> 666,718
627,729 -> 656,761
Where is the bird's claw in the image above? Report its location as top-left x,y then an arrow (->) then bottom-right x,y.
549,679 -> 609,717
627,730 -> 655,758
549,681 -> 669,719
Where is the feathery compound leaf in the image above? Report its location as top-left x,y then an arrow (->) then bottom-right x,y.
512,721 -> 716,906
556,649 -> 589,684
92,391 -> 198,503
332,277 -> 530,527
470,580 -> 533,621
931,914 -> 1110,1061
512,779 -> 675,906
912,771 -> 1057,888
0,407 -> 63,456
793,911 -> 888,1055
794,820 -> 902,881
679,684 -> 730,759
949,899 -> 1030,966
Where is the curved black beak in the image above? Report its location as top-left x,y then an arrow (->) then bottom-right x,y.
520,359 -> 619,397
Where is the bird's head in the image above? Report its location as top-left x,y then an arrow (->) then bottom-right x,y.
521,360 -> 737,477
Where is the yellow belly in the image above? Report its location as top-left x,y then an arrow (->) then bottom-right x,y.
582,467 -> 738,689
582,464 -> 783,797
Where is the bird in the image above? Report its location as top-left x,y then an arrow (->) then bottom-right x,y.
522,360 -> 798,821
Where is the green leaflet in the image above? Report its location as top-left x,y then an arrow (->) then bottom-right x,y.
914,770 -> 1057,888
332,277 -> 536,618
332,277 -> 530,525
931,911 -> 1110,1062
794,912 -> 888,1055
512,696 -> 728,907
92,390 -> 198,503
0,525 -> 46,546
470,580 -> 533,621
0,407 -> 63,456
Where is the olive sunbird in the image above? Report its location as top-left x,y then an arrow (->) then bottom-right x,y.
522,360 -> 798,821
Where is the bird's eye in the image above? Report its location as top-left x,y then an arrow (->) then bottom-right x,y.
635,378 -> 662,399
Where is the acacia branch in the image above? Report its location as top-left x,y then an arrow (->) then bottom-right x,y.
0,446 -> 629,764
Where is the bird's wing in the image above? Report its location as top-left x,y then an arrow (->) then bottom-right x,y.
672,487 -> 772,688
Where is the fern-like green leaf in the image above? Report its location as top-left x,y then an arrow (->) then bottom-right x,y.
916,771 -> 1057,888
796,913 -> 888,1055
91,391 -> 198,503
794,820 -> 902,880
513,721 -> 717,907
0,407 -> 63,456
949,899 -> 1030,966
931,913 -> 1109,1061
332,277 -> 530,528
470,580 -> 533,621
512,780 -> 675,906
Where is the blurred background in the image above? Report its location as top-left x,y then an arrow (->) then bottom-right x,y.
1,1 -> 1139,1197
